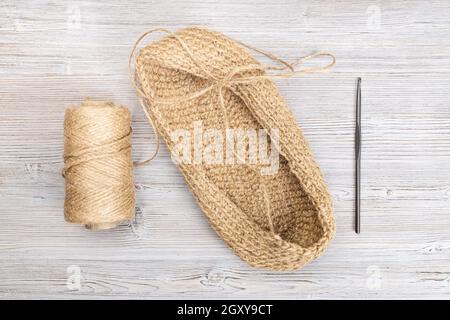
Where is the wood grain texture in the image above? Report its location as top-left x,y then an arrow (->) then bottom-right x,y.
1,0 -> 450,299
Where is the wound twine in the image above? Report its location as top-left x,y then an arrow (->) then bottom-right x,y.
63,99 -> 135,230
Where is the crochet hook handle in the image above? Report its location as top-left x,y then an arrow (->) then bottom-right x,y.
355,77 -> 362,234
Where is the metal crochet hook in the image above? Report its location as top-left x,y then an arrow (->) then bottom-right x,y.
355,78 -> 361,234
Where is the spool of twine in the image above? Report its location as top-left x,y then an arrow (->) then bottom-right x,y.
63,99 -> 135,230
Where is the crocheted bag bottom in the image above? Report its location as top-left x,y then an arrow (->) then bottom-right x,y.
135,27 -> 335,270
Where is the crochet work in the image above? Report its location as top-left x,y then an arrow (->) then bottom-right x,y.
135,27 -> 335,270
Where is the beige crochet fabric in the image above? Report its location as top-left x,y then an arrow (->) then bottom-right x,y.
134,27 -> 335,271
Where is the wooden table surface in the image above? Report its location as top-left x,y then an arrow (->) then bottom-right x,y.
1,0 -> 449,299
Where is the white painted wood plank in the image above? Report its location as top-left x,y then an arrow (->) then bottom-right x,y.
0,0 -> 449,299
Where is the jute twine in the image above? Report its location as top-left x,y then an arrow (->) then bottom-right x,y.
63,99 -> 135,230
62,27 -> 336,270
127,27 -> 336,270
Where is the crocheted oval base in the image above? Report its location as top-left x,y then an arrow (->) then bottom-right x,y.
135,27 -> 336,271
